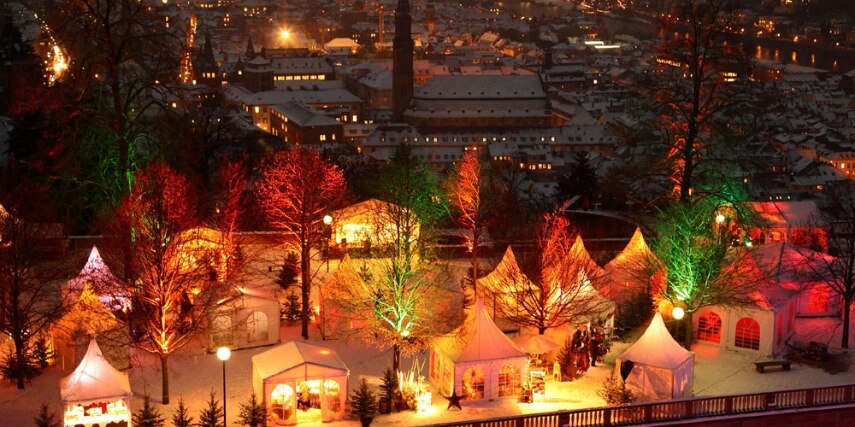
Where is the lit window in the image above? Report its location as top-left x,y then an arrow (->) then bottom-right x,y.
698,312 -> 722,343
734,318 -> 760,350
498,365 -> 521,397
254,106 -> 260,114
320,134 -> 327,141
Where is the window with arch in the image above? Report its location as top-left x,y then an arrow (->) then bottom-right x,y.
697,312 -> 722,343
497,365 -> 521,397
211,315 -> 233,348
462,367 -> 485,400
323,380 -> 341,414
735,317 -> 760,350
808,285 -> 832,313
270,384 -> 294,421
246,311 -> 269,343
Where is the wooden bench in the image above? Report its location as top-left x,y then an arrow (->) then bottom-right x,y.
755,359 -> 791,373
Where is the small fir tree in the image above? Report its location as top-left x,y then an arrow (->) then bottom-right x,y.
198,390 -> 225,427
283,290 -> 302,322
276,253 -> 299,289
350,379 -> 377,424
31,335 -> 53,369
238,392 -> 267,427
171,397 -> 194,427
33,403 -> 60,427
556,335 -> 575,381
378,366 -> 398,412
132,394 -> 166,427
597,371 -> 636,405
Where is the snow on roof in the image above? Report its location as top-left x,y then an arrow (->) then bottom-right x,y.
60,339 -> 131,405
414,75 -> 546,100
749,242 -> 835,291
65,246 -> 120,294
618,312 -> 692,370
272,102 -> 341,127
252,341 -> 348,381
324,38 -> 360,48
433,299 -> 527,363
749,200 -> 820,227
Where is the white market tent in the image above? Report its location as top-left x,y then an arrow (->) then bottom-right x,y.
430,299 -> 529,401
616,312 -> 694,401
209,283 -> 280,351
602,228 -> 658,305
63,246 -> 128,312
60,338 -> 132,427
252,341 -> 349,425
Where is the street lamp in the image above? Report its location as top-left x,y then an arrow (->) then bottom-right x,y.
216,347 -> 231,426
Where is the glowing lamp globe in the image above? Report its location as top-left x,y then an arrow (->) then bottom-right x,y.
672,307 -> 685,320
715,214 -> 726,224
216,347 -> 231,362
323,215 -> 333,225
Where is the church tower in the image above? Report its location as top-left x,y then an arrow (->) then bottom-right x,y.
392,0 -> 414,123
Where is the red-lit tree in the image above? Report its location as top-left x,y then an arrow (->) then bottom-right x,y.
479,211 -> 611,335
111,163 -> 214,404
446,150 -> 489,297
256,150 -> 347,339
213,156 -> 248,281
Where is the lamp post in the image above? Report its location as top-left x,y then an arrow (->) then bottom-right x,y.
216,347 -> 231,426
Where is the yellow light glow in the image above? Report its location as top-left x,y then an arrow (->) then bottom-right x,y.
672,307 -> 685,320
279,29 -> 290,40
715,214 -> 726,224
216,346 -> 231,361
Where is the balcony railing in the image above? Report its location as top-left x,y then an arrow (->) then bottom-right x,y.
428,384 -> 855,427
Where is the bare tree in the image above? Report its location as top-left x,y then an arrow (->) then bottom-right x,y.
478,211 -> 612,335
256,150 -> 347,340
109,163 -> 214,404
445,150 -> 489,296
0,201 -> 67,389
643,0 -> 751,202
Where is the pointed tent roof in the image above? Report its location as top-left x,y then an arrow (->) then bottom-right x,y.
476,245 -> 523,292
736,251 -> 797,311
618,312 -> 692,370
252,341 -> 348,381
433,299 -> 527,363
605,227 -> 656,271
569,235 -> 605,278
56,284 -> 121,337
60,339 -> 131,405
66,246 -> 120,294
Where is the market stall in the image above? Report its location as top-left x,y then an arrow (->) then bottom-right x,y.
60,338 -> 132,427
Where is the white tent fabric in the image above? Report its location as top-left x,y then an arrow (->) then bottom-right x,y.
252,341 -> 349,424
65,246 -> 120,294
60,338 -> 131,405
431,299 -> 529,400
616,312 -> 694,400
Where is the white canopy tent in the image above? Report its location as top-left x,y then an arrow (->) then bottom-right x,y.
616,312 -> 694,401
252,341 -> 349,425
430,299 -> 529,401
60,338 -> 132,427
63,246 -> 129,312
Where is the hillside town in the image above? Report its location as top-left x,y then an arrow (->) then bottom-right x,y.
1,0 -> 855,426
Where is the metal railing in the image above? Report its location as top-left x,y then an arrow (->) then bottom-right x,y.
428,384 -> 855,427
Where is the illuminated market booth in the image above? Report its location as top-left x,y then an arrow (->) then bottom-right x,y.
430,299 -> 529,401
60,339 -> 132,427
252,341 -> 349,425
616,312 -> 694,401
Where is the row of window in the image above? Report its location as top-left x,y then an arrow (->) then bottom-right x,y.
274,74 -> 327,81
697,312 -> 760,351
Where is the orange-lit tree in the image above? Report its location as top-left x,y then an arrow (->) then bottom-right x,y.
648,0 -> 749,202
112,163 -> 213,404
446,150 -> 489,296
479,211 -> 611,334
213,156 -> 248,281
256,150 -> 347,339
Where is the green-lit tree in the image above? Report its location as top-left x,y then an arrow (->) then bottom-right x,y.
325,146 -> 457,375
651,196 -> 759,348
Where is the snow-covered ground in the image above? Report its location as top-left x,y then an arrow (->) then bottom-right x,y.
5,316 -> 855,427
4,245 -> 855,427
